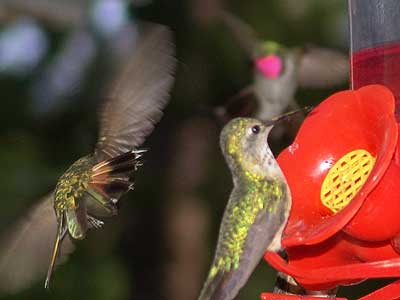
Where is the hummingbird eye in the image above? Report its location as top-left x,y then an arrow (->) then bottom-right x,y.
251,125 -> 260,134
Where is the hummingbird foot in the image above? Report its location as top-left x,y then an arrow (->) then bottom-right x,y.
87,215 -> 104,229
104,200 -> 118,216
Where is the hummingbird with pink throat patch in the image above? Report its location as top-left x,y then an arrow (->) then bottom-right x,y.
220,10 -> 348,121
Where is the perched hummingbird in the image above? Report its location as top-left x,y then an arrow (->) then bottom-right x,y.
0,23 -> 175,293
198,116 -> 291,300
219,10 -> 348,120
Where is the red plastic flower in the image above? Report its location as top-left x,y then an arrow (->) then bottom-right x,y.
263,85 -> 400,292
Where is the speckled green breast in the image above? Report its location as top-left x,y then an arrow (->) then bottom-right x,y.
54,155 -> 95,218
209,179 -> 282,278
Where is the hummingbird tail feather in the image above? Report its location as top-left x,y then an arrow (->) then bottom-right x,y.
199,272 -> 223,300
90,150 -> 142,199
199,270 -> 239,300
45,216 -> 67,289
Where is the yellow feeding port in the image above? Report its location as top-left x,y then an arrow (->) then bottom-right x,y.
320,149 -> 376,214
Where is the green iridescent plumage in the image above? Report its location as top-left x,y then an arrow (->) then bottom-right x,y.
0,23 -> 176,294
208,179 -> 283,278
54,156 -> 93,222
199,118 -> 291,300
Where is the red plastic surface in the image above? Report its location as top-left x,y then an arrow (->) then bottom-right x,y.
261,293 -> 347,300
262,85 -> 400,293
265,251 -> 400,289
359,279 -> 400,300
277,85 -> 398,247
261,279 -> 400,300
261,280 -> 400,300
344,162 -> 400,241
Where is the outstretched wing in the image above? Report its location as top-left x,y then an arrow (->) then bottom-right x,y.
95,24 -> 176,161
199,184 -> 290,300
0,193 -> 74,294
297,46 -> 349,88
220,10 -> 260,57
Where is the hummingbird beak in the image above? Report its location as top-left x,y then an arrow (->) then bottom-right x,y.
262,106 -> 313,127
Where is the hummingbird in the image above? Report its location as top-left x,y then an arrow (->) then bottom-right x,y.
198,115 -> 292,300
219,10 -> 348,121
0,23 -> 176,293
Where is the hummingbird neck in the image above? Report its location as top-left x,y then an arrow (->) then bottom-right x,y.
231,163 -> 283,189
229,153 -> 286,187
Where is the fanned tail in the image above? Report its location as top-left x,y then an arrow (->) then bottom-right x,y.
90,150 -> 144,200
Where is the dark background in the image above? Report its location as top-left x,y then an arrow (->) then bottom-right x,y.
0,1 -> 375,299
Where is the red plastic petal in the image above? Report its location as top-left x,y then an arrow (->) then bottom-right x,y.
278,85 -> 397,247
358,279 -> 400,300
261,293 -> 347,300
265,241 -> 400,291
344,161 -> 400,241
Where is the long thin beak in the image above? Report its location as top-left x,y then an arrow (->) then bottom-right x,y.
262,106 -> 313,126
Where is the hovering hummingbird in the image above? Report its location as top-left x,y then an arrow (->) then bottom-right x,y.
198,115 -> 292,300
0,23 -> 176,293
219,10 -> 348,120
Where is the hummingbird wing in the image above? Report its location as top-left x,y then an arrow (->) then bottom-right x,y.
94,23 -> 176,161
297,46 -> 349,88
0,192 -> 74,294
199,184 -> 290,300
220,10 -> 260,57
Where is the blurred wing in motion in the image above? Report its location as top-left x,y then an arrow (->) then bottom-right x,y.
95,23 -> 176,161
0,193 -> 74,294
297,46 -> 349,88
220,10 -> 260,57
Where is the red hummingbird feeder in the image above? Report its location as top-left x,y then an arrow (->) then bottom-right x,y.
264,84 -> 400,291
260,1 -> 400,299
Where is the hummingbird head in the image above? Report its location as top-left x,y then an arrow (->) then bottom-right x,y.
255,41 -> 285,79
220,117 -> 282,181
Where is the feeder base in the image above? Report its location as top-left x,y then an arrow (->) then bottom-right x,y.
261,279 -> 400,300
